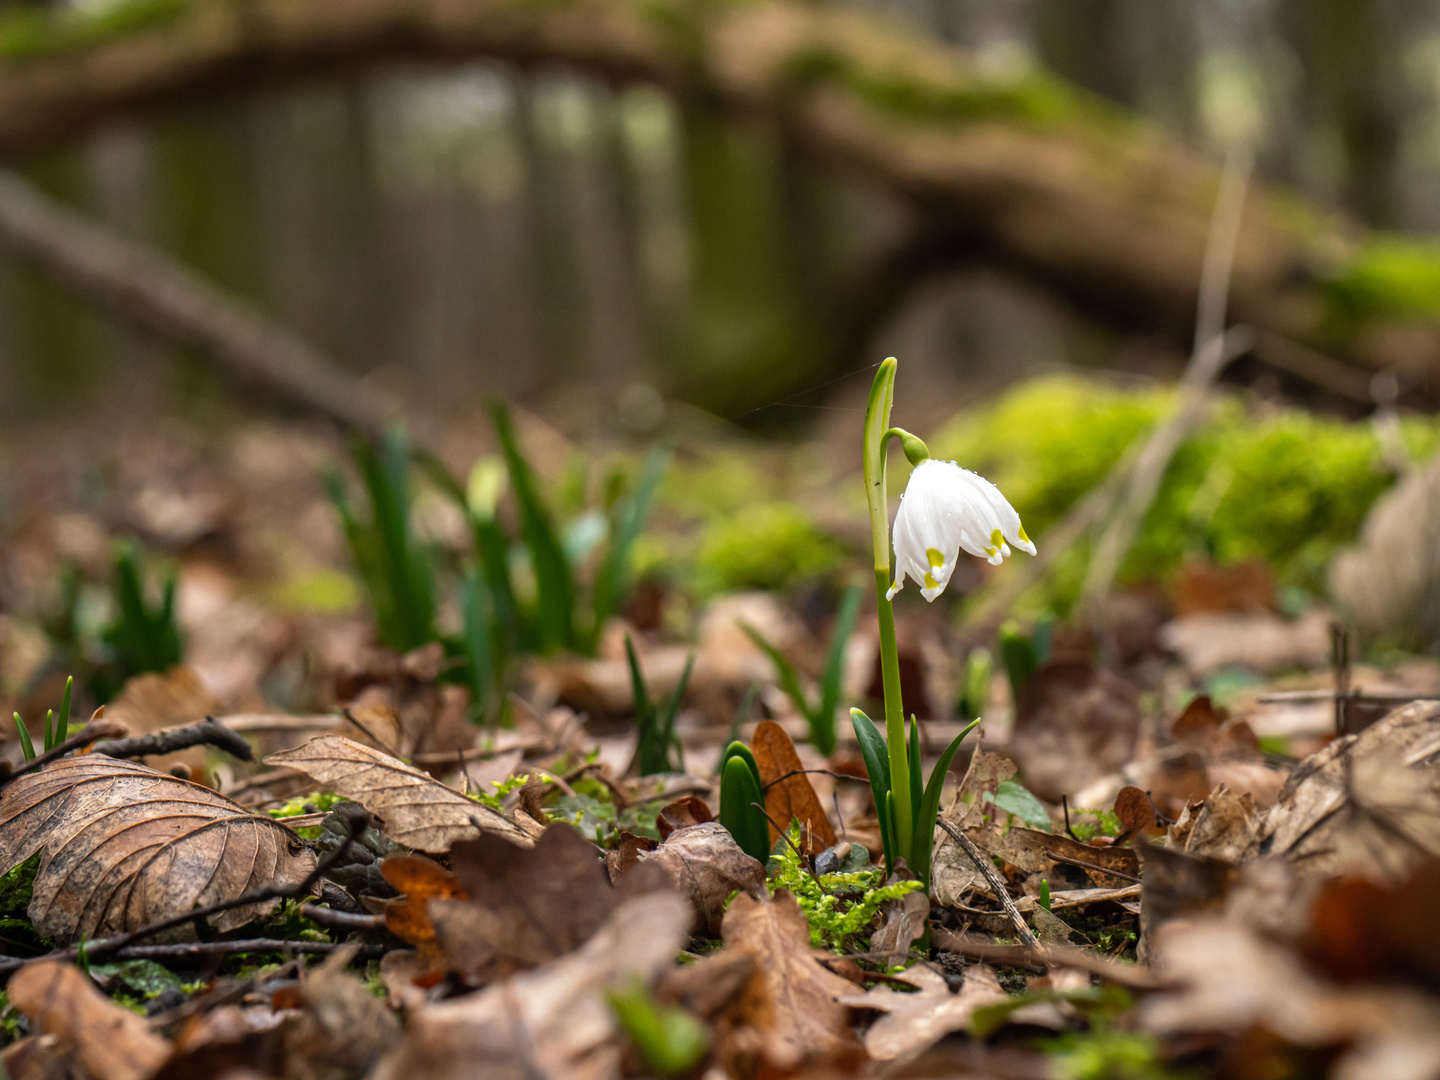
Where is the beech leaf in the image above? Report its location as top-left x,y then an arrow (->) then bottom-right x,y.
0,755 -> 316,944
264,735 -> 531,852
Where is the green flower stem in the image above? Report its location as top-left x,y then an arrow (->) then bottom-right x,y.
862,359 -> 913,864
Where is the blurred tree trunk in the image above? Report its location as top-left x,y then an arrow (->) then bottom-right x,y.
0,0 -> 1438,399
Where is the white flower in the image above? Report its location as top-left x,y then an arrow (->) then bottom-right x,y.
888,459 -> 1036,601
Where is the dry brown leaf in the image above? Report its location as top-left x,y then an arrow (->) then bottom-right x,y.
752,720 -> 837,853
6,960 -> 171,1080
1011,660 -> 1141,802
371,891 -> 691,1080
0,755 -> 315,942
1113,785 -> 1158,839
1251,701 -> 1440,883
265,735 -> 531,852
637,822 -> 766,936
1141,919 -> 1440,1080
719,890 -> 861,1072
837,963 -> 1007,1061
380,855 -> 467,969
429,824 -> 671,983
282,946 -> 402,1080
869,887 -> 929,962
655,794 -> 713,839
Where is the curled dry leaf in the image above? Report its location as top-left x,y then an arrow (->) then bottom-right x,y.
637,822 -> 766,936
752,720 -> 837,853
381,855 -> 467,969
655,794 -> 713,839
0,755 -> 316,943
371,891 -> 692,1080
1112,785 -> 1158,841
837,964 -> 1008,1061
5,960 -> 171,1080
265,735 -> 531,852
718,890 -> 861,1072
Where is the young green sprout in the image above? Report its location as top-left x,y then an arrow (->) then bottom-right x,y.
13,675 -> 75,765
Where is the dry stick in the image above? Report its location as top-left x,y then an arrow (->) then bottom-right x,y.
92,715 -> 253,762
0,719 -> 127,793
298,905 -> 387,932
0,807 -> 372,978
91,939 -> 389,963
0,170 -> 406,440
934,819 -> 1039,950
931,928 -> 1163,990
1080,142 -> 1255,617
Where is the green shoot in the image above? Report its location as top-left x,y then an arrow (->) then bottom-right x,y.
741,582 -> 862,756
103,540 -> 183,683
851,709 -> 979,887
958,646 -> 992,721
627,635 -> 693,775
607,978 -> 709,1076
325,427 -> 436,653
718,742 -> 769,862
1039,878 -> 1051,912
11,713 -> 35,762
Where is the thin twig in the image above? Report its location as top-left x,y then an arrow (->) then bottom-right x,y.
0,719 -> 127,793
0,807 -> 371,978
341,708 -> 402,759
935,819 -> 1039,949
298,905 -> 387,932
761,767 -> 860,791
88,939 -> 390,963
931,928 -> 1161,990
93,715 -> 253,762
1046,852 -> 1142,885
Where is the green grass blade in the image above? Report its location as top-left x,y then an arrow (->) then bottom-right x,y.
56,676 -> 72,746
43,710 -> 53,754
493,403 -> 575,653
850,708 -> 894,874
740,623 -> 812,721
591,446 -> 671,645
813,583 -> 863,757
470,514 -> 525,653
658,652 -> 696,770
12,713 -> 34,762
910,717 -> 980,890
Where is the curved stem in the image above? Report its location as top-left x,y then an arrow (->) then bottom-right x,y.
861,359 -> 912,863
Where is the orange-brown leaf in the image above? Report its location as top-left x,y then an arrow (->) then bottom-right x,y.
8,960 -> 171,1080
751,720 -> 836,854
381,855 -> 467,967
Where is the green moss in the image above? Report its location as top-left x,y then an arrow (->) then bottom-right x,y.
933,375 -> 1440,611
783,45 -> 1080,128
0,0 -> 190,62
696,502 -> 843,593
769,831 -> 921,953
1325,236 -> 1440,330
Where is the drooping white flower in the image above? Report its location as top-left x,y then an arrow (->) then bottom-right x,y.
888,459 -> 1036,601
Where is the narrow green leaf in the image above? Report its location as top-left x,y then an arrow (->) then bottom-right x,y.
493,402 -> 575,653
850,708 -> 894,875
909,717 -> 980,890
657,652 -> 696,772
592,446 -> 671,644
813,583 -> 862,756
43,710 -> 53,754
907,715 -> 922,835
740,623 -> 811,720
12,713 -> 34,763
56,676 -> 72,747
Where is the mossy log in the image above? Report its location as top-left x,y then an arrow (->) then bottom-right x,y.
0,0 -> 1439,392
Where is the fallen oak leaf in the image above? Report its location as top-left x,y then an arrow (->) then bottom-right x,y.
837,963 -> 1008,1062
718,890 -> 861,1072
636,822 -> 765,936
370,891 -> 692,1080
752,720 -> 837,854
5,959 -> 171,1080
265,735 -> 531,852
0,755 -> 316,943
